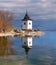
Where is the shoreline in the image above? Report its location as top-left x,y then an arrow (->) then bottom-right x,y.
0,30 -> 45,37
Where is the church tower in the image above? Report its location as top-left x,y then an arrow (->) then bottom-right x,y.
22,11 -> 32,30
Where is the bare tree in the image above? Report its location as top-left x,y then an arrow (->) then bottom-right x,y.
0,10 -> 14,32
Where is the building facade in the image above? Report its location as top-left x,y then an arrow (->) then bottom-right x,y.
22,11 -> 32,30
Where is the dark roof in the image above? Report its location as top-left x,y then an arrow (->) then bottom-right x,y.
22,11 -> 32,21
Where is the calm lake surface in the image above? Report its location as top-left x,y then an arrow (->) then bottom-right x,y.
0,19 -> 56,65
0,31 -> 56,65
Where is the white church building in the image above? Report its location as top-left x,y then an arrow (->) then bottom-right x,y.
22,11 -> 32,30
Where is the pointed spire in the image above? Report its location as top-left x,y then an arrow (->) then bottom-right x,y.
26,9 -> 27,14
22,10 -> 32,21
25,9 -> 29,16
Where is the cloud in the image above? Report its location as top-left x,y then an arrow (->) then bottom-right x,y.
0,0 -> 56,20
14,0 -> 30,3
0,2 -> 17,7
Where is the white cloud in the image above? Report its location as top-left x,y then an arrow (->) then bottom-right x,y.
14,0 -> 30,3
41,0 -> 47,2
0,2 -> 17,7
0,0 -> 56,19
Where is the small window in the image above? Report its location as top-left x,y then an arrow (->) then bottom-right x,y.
29,23 -> 31,25
24,22 -> 26,25
29,42 -> 31,44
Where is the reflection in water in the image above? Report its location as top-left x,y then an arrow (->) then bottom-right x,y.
21,37 -> 32,55
0,37 -> 33,65
0,36 -> 32,57
0,37 -> 14,57
0,32 -> 56,65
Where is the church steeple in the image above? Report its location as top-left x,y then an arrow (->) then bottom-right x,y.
22,10 -> 32,30
22,10 -> 32,21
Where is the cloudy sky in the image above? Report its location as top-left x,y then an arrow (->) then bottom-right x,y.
0,0 -> 56,20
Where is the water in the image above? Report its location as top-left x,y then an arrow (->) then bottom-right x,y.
0,31 -> 56,65
0,18 -> 56,65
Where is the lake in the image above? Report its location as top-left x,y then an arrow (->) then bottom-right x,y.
0,19 -> 56,65
0,31 -> 56,65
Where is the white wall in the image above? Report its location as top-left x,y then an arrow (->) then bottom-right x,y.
22,20 -> 32,30
27,20 -> 32,29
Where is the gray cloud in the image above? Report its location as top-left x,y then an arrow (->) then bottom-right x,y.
0,0 -> 56,20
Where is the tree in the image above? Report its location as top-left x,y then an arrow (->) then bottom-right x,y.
0,10 -> 14,32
